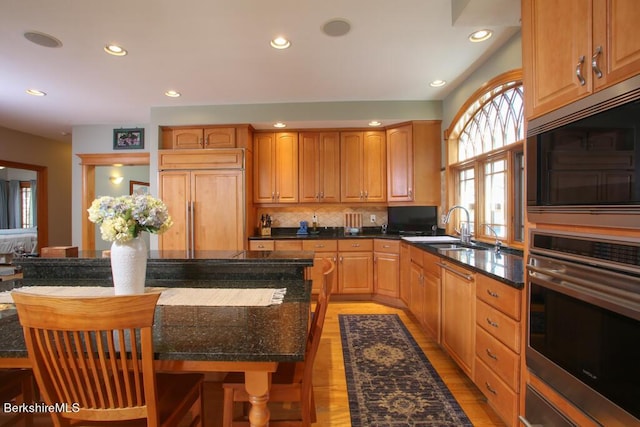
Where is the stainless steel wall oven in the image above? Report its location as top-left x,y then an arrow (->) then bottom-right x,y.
526,229 -> 640,426
526,75 -> 640,229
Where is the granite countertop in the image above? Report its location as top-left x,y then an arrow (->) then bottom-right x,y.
0,277 -> 312,363
249,227 -> 524,288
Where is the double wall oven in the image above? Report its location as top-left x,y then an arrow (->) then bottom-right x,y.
525,230 -> 639,426
524,76 -> 640,426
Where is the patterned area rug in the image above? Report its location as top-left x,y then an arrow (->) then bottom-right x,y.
339,314 -> 472,426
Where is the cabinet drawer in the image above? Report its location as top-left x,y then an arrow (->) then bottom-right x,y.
302,239 -> 338,252
338,239 -> 373,252
249,240 -> 274,251
159,149 -> 244,170
374,239 -> 400,254
476,299 -> 520,353
476,274 -> 521,320
422,251 -> 441,277
476,326 -> 520,391
409,246 -> 424,266
274,240 -> 303,251
475,357 -> 518,427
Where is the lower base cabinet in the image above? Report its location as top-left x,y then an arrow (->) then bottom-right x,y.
440,260 -> 476,377
338,240 -> 374,294
373,240 -> 400,298
303,240 -> 338,294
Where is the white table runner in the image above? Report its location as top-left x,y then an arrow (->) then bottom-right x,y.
0,286 -> 286,307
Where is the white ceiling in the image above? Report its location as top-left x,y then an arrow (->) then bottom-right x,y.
0,0 -> 520,142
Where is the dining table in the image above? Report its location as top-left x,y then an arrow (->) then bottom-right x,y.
0,250 -> 314,427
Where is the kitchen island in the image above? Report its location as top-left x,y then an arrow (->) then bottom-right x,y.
0,250 -> 314,427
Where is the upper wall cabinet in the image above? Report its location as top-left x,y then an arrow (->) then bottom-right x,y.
340,131 -> 386,203
299,132 -> 340,203
522,0 -> 640,119
161,126 -> 237,149
386,121 -> 441,206
253,132 -> 299,203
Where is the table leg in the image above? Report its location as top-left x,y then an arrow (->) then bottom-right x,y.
244,370 -> 271,427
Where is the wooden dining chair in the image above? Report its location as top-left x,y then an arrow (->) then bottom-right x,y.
0,369 -> 34,427
221,258 -> 335,427
11,291 -> 204,427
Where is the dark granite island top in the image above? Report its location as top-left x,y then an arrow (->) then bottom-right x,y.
2,250 -> 315,364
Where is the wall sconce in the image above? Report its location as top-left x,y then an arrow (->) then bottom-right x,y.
109,176 -> 124,185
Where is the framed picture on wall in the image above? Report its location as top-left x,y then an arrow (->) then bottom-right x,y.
130,180 -> 149,195
113,128 -> 144,149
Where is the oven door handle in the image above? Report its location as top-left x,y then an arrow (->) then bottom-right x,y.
527,263 -> 640,320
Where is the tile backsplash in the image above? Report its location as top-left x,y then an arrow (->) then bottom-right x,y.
256,206 -> 388,229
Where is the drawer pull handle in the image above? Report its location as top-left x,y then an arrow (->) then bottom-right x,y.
315,244 -> 325,248
486,318 -> 498,328
486,289 -> 499,298
484,382 -> 497,395
352,244 -> 360,247
576,55 -> 586,86
485,349 -> 498,360
592,46 -> 603,79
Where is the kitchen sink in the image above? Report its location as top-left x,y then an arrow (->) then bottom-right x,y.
429,243 -> 488,251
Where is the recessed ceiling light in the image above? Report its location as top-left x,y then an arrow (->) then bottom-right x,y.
429,80 -> 446,88
273,122 -> 287,128
165,90 -> 181,98
368,121 -> 382,127
104,44 -> 127,56
270,37 -> 291,49
23,31 -> 62,48
25,89 -> 46,96
469,29 -> 493,43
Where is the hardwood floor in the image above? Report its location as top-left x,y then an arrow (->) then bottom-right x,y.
28,300 -> 505,426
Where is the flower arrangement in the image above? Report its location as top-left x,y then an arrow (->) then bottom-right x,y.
88,194 -> 173,243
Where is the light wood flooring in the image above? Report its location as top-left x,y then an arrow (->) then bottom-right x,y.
26,301 -> 505,426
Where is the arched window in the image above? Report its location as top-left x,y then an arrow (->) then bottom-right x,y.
445,70 -> 524,247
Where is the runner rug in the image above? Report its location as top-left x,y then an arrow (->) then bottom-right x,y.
339,314 -> 472,426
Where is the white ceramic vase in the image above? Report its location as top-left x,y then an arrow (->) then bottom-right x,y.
110,236 -> 147,295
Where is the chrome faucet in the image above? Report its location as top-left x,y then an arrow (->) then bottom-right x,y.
482,223 -> 502,253
443,205 -> 471,245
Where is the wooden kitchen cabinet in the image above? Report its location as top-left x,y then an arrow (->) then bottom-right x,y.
159,169 -> 244,251
337,239 -> 374,294
474,274 -> 523,427
399,241 -> 411,306
162,126 -> 236,149
303,240 -> 338,294
340,131 -> 386,203
299,132 -> 340,203
253,132 -> 298,203
441,260 -> 476,377
409,248 -> 425,326
522,0 -> 640,119
385,121 -> 441,206
373,239 -> 400,298
421,251 -> 441,343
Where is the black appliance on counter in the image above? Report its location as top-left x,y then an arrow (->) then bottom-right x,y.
526,74 -> 640,229
386,206 -> 437,234
524,229 -> 640,427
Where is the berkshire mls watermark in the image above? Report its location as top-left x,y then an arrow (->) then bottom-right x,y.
3,401 -> 80,414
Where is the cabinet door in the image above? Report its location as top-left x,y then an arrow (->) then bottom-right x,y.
203,127 -> 236,148
192,170 -> 244,251
274,133 -> 298,203
399,242 -> 411,305
441,263 -> 475,376
386,124 -> 414,202
173,128 -> 204,149
159,171 -> 190,251
523,0 -> 591,119
339,252 -> 373,294
592,0 -> 640,90
253,133 -> 277,203
340,132 -> 365,202
363,131 -> 386,202
374,252 -> 399,298
307,252 -> 338,294
299,132 -> 340,203
422,252 -> 441,343
409,261 -> 424,324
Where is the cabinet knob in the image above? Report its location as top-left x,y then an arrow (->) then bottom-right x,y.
486,289 -> 499,298
486,317 -> 499,328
